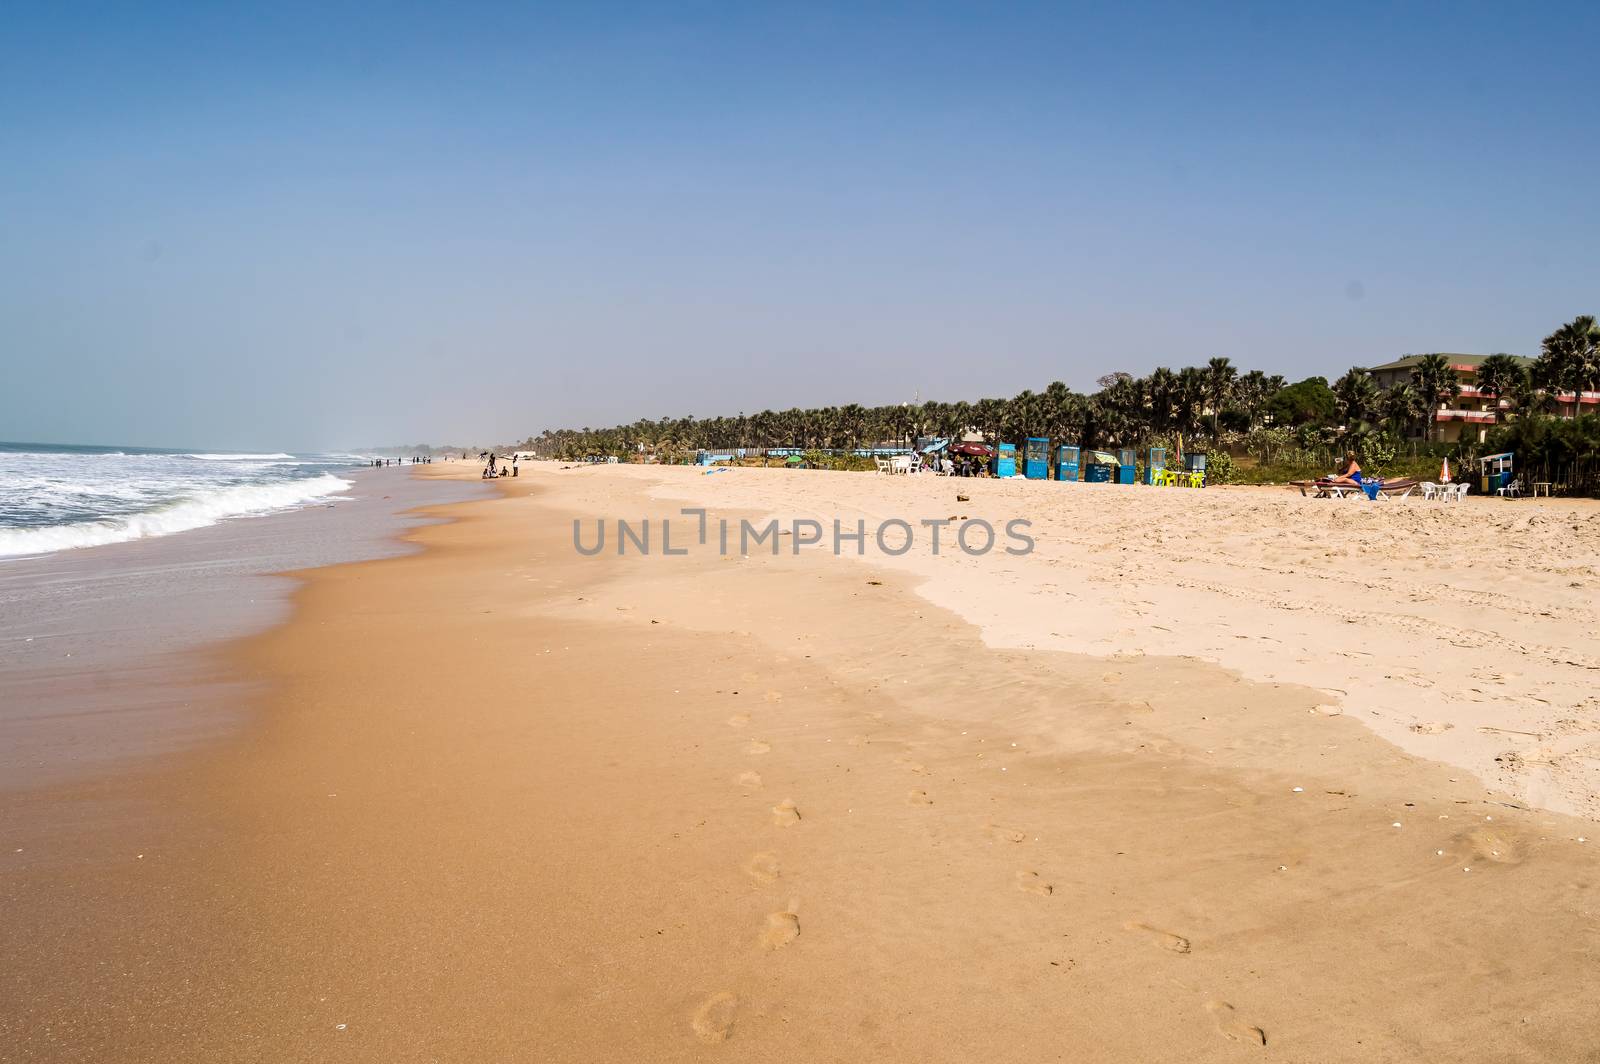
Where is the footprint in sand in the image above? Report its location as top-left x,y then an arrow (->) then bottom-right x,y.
895,754 -> 928,774
772,799 -> 801,827
1459,826 -> 1523,865
763,690 -> 783,703
907,789 -> 933,806
1123,921 -> 1191,954
760,906 -> 801,950
743,851 -> 780,885
1015,871 -> 1053,896
727,712 -> 751,728
736,770 -> 763,789
691,991 -> 739,1043
1204,1000 -> 1266,1045
986,824 -> 1028,843
1409,721 -> 1454,734
746,740 -> 771,755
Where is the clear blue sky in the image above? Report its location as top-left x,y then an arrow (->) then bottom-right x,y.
2,1 -> 1596,449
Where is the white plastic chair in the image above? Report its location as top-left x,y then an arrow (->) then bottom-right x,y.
874,457 -> 893,475
1496,478 -> 1523,499
1420,482 -> 1439,501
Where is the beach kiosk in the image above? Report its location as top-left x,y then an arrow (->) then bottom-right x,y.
1185,452 -> 1207,487
994,442 -> 1018,478
1480,452 -> 1513,494
1023,438 -> 1049,480
1083,450 -> 1117,482
1116,448 -> 1137,485
1055,444 -> 1080,482
1144,446 -> 1166,485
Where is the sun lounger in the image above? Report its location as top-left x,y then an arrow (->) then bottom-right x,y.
1293,477 -> 1418,499
1293,479 -> 1357,498
1370,478 -> 1418,499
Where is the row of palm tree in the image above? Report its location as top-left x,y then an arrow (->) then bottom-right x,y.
1321,316 -> 1600,441
523,358 -> 1287,459
524,315 -> 1598,458
1534,315 -> 1600,419
1330,353 -> 1466,441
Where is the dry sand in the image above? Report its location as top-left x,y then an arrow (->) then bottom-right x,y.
636,464 -> 1600,819
3,461 -> 1599,1062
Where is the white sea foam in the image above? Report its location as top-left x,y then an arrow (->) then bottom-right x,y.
185,452 -> 297,461
0,473 -> 353,558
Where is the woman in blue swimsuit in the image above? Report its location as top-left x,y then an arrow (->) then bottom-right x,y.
1330,453 -> 1365,487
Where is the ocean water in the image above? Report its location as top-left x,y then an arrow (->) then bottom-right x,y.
0,442 -> 372,558
0,447 -> 488,788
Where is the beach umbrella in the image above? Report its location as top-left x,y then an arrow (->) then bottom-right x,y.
1440,457 -> 1451,483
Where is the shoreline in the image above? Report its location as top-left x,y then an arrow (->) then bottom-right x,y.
4,462 -> 1597,1061
0,465 -> 490,790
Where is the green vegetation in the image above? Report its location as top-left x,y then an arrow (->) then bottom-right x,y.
522,313 -> 1600,494
1486,414 -> 1600,496
1263,377 -> 1337,427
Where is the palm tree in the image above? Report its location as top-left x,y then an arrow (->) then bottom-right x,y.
1098,376 -> 1147,446
971,398 -> 1006,442
1508,370 -> 1541,421
1234,369 -> 1271,430
1203,357 -> 1237,435
1474,354 -> 1524,424
1382,381 -> 1426,437
1333,367 -> 1380,427
1146,367 -> 1176,432
1536,316 -> 1599,418
1173,366 -> 1206,436
1410,354 -> 1461,441
1038,381 -> 1078,442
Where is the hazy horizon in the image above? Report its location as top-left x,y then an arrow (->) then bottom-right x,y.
3,2 -> 1596,451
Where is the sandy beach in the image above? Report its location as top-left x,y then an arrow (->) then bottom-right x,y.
5,462 -> 1599,1062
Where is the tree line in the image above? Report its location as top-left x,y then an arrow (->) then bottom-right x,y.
522,315 -> 1599,467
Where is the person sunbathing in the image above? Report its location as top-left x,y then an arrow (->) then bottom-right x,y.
1325,453 -> 1369,487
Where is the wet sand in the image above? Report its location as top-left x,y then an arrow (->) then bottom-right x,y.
0,469 -> 486,788
3,462 -> 1597,1062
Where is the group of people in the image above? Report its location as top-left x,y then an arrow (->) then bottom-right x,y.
481,452 -> 518,479
370,457 -> 433,467
946,453 -> 992,477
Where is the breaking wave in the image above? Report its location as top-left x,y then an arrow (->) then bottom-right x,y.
0,473 -> 352,558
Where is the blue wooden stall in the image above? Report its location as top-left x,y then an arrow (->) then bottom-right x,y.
1145,446 -> 1166,485
1023,438 -> 1049,480
1055,444 -> 1080,482
1116,448 -> 1137,484
994,442 -> 1018,478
